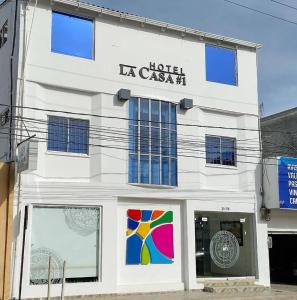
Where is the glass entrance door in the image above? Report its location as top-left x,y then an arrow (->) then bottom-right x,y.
195,212 -> 256,278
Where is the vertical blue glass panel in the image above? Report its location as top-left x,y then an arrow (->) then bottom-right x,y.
170,104 -> 177,130
161,102 -> 169,128
170,158 -> 177,186
129,97 -> 138,126
129,154 -> 138,183
221,138 -> 235,166
206,136 -> 221,164
69,119 -> 89,154
205,44 -> 237,86
151,127 -> 160,155
140,98 -> 149,126
140,126 -> 149,154
151,100 -> 160,127
48,116 -> 68,152
140,155 -> 149,184
129,125 -> 138,153
151,156 -> 160,185
161,129 -> 169,156
170,131 -> 177,157
162,157 -> 169,185
51,11 -> 93,59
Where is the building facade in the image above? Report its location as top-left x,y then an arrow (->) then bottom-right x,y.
0,0 -> 270,298
261,108 -> 297,284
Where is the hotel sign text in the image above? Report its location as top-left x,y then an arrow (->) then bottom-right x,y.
119,62 -> 186,86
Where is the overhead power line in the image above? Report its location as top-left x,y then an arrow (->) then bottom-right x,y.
0,102 -> 293,135
16,116 -> 261,144
9,123 -> 264,160
222,0 -> 297,26
0,129 -> 270,166
2,102 -> 261,132
271,0 -> 297,11
13,116 -> 262,151
10,116 -> 297,160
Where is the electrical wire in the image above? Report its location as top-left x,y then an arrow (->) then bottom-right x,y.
0,102 -> 295,136
271,0 -> 297,11
222,0 -> 297,26
12,116 -> 262,152
12,115 -> 295,159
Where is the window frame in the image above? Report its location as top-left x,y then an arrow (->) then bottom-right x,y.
47,115 -> 90,155
51,10 -> 95,60
205,43 -> 238,86
205,134 -> 237,167
128,97 -> 178,187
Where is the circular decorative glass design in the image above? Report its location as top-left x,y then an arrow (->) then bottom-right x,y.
210,230 -> 240,269
64,207 -> 99,236
30,248 -> 63,284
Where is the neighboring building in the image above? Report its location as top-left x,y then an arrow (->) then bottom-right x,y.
261,108 -> 297,284
0,0 -> 270,298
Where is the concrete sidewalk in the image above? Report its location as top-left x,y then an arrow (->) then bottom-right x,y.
79,285 -> 297,300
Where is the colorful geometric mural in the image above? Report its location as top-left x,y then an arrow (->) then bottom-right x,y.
126,209 -> 174,265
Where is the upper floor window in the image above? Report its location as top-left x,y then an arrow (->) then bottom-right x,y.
205,44 -> 237,86
51,11 -> 94,59
129,98 -> 177,186
206,135 -> 236,166
48,116 -> 89,154
0,20 -> 8,49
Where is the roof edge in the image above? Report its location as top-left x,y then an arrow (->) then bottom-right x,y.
262,107 -> 297,122
51,0 -> 262,50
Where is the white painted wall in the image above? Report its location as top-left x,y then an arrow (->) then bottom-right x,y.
117,199 -> 183,293
9,0 -> 270,298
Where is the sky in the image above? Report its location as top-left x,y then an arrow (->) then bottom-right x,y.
87,0 -> 297,116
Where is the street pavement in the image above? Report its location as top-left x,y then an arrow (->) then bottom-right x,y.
80,284 -> 297,300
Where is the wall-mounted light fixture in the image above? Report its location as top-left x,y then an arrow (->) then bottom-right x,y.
180,98 -> 193,110
118,89 -> 131,102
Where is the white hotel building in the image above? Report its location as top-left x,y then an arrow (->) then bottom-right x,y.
0,0 -> 270,298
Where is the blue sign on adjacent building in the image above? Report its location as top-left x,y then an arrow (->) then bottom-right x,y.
278,157 -> 297,209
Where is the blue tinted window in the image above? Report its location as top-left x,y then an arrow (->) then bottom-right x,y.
51,11 -> 93,59
69,119 -> 89,154
140,99 -> 149,126
206,135 -> 236,166
205,45 -> 237,86
161,157 -> 169,185
151,127 -> 160,155
140,155 -> 149,184
151,100 -> 159,127
129,97 -> 138,126
128,98 -> 177,186
161,129 -> 170,156
206,136 -> 220,164
161,102 -> 169,128
47,116 -> 89,154
129,154 -> 138,183
140,126 -> 149,154
151,156 -> 160,185
48,116 -> 68,152
171,158 -> 177,186
221,138 -> 236,166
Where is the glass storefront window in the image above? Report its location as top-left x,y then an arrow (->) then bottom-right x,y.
195,212 -> 255,278
30,206 -> 101,284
